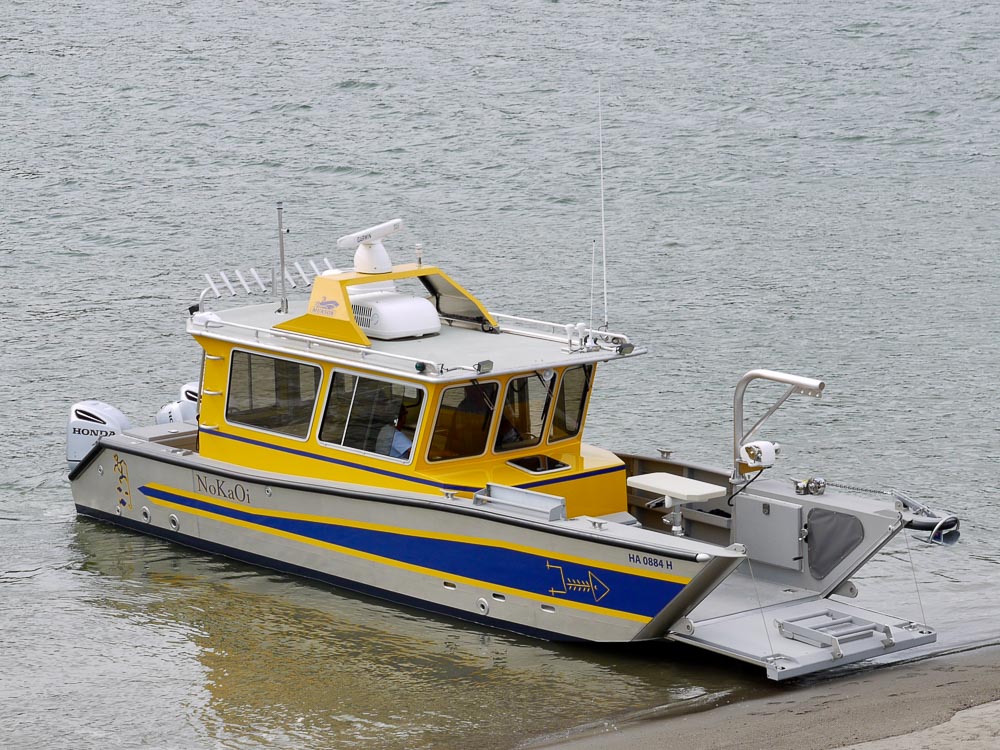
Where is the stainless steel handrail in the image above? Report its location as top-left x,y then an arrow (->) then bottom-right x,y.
188,316 -> 444,375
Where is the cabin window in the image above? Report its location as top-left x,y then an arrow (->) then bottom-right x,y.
225,351 -> 321,439
495,373 -> 553,452
428,382 -> 499,461
319,372 -> 424,460
549,364 -> 592,442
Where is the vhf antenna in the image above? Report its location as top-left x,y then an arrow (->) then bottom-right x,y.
277,201 -> 288,314
591,81 -> 610,340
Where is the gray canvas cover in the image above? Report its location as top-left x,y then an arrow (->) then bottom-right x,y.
807,508 -> 864,579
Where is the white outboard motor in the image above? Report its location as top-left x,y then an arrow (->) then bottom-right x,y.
155,381 -> 200,425
67,401 -> 132,471
180,381 -> 200,404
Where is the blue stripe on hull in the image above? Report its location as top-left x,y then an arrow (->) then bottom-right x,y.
139,484 -> 685,620
75,505 -> 584,642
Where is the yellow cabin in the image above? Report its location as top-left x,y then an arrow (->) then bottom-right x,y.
190,242 -> 642,518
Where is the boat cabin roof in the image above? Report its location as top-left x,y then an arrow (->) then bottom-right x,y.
190,263 -> 642,382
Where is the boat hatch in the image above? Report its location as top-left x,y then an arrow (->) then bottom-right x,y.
506,455 -> 570,474
667,597 -> 935,680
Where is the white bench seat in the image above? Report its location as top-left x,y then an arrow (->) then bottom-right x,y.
626,472 -> 727,509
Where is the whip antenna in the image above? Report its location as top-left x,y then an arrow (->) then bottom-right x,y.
589,238 -> 597,334
276,201 -> 288,314
598,82 -> 609,331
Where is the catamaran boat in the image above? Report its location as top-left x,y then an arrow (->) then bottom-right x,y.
66,211 -> 960,680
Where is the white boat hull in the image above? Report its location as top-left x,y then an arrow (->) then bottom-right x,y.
70,434 -> 743,643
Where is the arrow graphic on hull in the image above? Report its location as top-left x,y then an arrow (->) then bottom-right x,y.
546,561 -> 611,603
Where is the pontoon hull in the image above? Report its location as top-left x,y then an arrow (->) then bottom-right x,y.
70,438 -> 741,643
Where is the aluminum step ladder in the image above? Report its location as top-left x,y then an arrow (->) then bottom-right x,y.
775,608 -> 894,660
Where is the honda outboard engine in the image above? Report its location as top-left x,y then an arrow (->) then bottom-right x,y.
67,401 -> 132,471
155,381 -> 200,425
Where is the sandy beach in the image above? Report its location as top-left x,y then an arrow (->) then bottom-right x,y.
533,644 -> 1000,750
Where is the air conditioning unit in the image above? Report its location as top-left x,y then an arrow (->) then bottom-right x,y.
351,291 -> 441,340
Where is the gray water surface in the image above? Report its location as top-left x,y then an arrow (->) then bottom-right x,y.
2,1 -> 999,748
